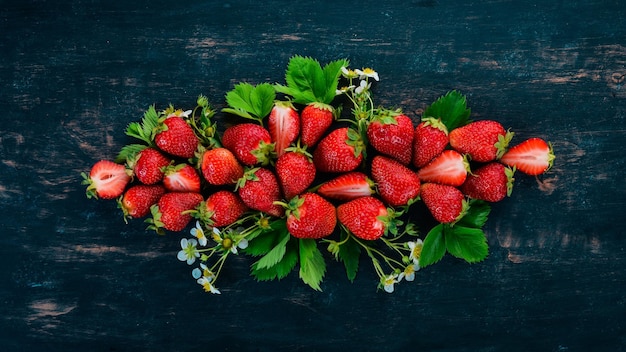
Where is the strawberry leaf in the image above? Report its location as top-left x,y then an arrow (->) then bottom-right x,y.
457,200 -> 491,229
299,238 -> 326,291
337,231 -> 361,282
222,82 -> 275,124
444,225 -> 489,264
250,238 -> 298,281
276,55 -> 348,105
115,143 -> 148,163
423,90 -> 471,131
253,228 -> 290,269
419,224 -> 446,268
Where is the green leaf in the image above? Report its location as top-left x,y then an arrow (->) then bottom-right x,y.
336,232 -> 361,282
276,56 -> 348,105
299,238 -> 326,291
115,143 -> 148,163
251,238 -> 298,281
457,200 -> 491,229
444,225 -> 489,264
223,82 -> 275,123
243,218 -> 289,256
321,58 -> 350,104
423,90 -> 471,131
254,229 -> 290,269
419,224 -> 446,268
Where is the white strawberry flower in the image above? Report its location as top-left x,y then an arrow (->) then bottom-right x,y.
336,85 -> 356,95
355,80 -> 371,94
190,221 -> 208,246
355,68 -> 379,81
383,273 -> 399,293
398,264 -> 418,282
407,239 -> 423,266
341,67 -> 359,79
192,263 -> 220,294
177,238 -> 200,265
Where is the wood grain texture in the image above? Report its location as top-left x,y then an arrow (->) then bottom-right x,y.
1,0 -> 625,351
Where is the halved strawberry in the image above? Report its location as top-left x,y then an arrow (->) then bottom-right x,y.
163,163 -> 201,193
417,150 -> 469,187
499,137 -> 554,176
82,160 -> 131,199
316,172 -> 375,201
268,101 -> 300,157
371,155 -> 420,207
118,184 -> 166,221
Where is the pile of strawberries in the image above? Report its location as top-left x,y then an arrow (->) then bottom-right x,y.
82,56 -> 554,293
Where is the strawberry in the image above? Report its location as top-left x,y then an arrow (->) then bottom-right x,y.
237,167 -> 284,217
162,163 -> 201,193
460,162 -> 515,202
127,147 -> 171,185
499,137 -> 555,176
371,155 -> 420,207
283,193 -> 337,239
312,127 -> 364,173
154,116 -> 199,158
412,117 -> 449,168
222,123 -> 274,166
367,112 -> 414,165
275,146 -> 316,200
82,160 -> 131,199
198,190 -> 248,228
420,183 -> 467,224
300,103 -> 334,148
337,196 -> 390,241
268,102 -> 300,157
149,192 -> 203,233
417,149 -> 469,187
200,147 -> 244,185
316,172 -> 375,201
449,120 -> 513,162
118,184 -> 166,221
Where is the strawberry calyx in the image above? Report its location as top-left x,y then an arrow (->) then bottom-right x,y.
494,129 -> 515,159
421,116 -> 449,135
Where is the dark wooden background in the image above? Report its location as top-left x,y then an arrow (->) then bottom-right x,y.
2,0 -> 625,351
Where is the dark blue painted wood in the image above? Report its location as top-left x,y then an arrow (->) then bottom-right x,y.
1,0 -> 625,351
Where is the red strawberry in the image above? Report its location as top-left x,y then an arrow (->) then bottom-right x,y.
460,162 -> 515,202
82,160 -> 131,199
337,196 -> 390,241
283,193 -> 337,239
316,172 -> 375,201
367,112 -> 414,165
275,146 -> 316,200
118,184 -> 166,221
163,163 -> 201,193
420,183 -> 467,224
201,190 -> 248,228
200,147 -> 244,186
127,147 -> 171,185
154,116 -> 199,158
149,192 -> 203,233
300,102 -> 334,148
449,120 -> 513,162
237,167 -> 284,217
222,123 -> 274,166
371,155 -> 420,207
417,150 -> 469,187
268,102 -> 300,157
499,137 -> 555,176
312,127 -> 364,173
412,117 -> 449,168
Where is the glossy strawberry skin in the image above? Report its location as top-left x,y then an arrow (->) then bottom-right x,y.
155,116 -> 199,159
312,127 -> 364,173
337,196 -> 388,241
371,155 -> 420,207
449,120 -> 510,162
119,184 -> 166,219
155,192 -> 204,232
163,163 -> 201,193
460,162 -> 513,202
222,123 -> 273,166
83,160 -> 131,199
367,113 -> 414,165
237,168 -> 284,217
412,118 -> 449,168
420,183 -> 465,224
316,172 -> 375,201
499,137 -> 554,176
300,103 -> 334,148
132,148 -> 171,185
204,190 -> 248,227
268,103 -> 300,157
275,151 -> 316,200
286,193 -> 337,239
417,149 -> 468,187
200,148 -> 244,186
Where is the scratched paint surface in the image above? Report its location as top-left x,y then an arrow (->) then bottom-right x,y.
1,0 -> 625,350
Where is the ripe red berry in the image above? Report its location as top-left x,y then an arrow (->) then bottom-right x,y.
367,112 -> 414,165
284,193 -> 337,239
460,162 -> 514,202
371,155 -> 420,207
